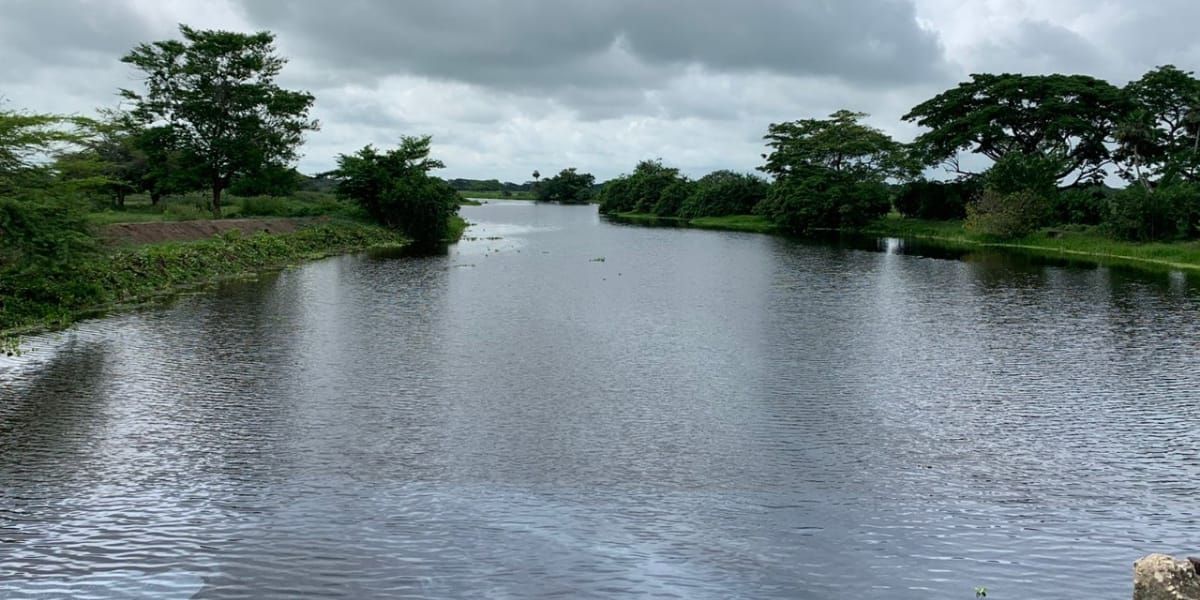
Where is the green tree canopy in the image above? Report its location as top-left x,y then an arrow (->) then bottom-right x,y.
333,136 -> 459,242
758,111 -> 912,233
536,168 -> 596,204
120,25 -> 317,217
1116,65 -> 1200,185
903,73 -> 1127,185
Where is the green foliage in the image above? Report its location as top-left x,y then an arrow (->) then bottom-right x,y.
598,159 -> 686,214
1051,185 -> 1109,226
904,73 -> 1126,185
965,189 -> 1047,239
237,192 -> 359,218
759,111 -> 910,233
678,170 -> 767,219
230,165 -> 302,197
121,25 -> 317,217
894,179 -> 978,220
651,178 -> 694,216
1116,65 -> 1200,184
758,173 -> 891,233
0,109 -> 79,193
0,194 -> 102,328
1104,181 -> 1200,241
333,136 -> 460,242
535,167 -> 596,204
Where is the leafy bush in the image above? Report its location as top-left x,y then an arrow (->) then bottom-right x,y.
0,194 -> 102,327
596,175 -> 634,214
333,136 -> 460,242
965,189 -> 1047,238
1051,185 -> 1109,226
758,173 -> 891,233
598,160 -> 684,214
651,179 -> 693,216
535,168 -> 595,204
894,179 -> 978,220
1104,182 -> 1200,241
679,171 -> 768,219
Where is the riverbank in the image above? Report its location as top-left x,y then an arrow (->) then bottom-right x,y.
1,220 -> 417,351
608,211 -> 1200,273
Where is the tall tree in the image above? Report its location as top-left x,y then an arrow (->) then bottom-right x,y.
120,25 -> 317,217
758,111 -> 914,232
1116,65 -> 1200,185
903,73 -> 1127,186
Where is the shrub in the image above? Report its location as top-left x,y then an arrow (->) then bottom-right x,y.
678,171 -> 768,219
758,174 -> 890,233
1103,182 -> 1200,241
651,179 -> 693,217
1051,185 -> 1108,226
965,189 -> 1047,238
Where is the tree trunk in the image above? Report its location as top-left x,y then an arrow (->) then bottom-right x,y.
150,192 -> 162,207
211,181 -> 223,219
115,190 -> 126,210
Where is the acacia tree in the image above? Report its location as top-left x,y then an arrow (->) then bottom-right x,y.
120,25 -> 317,217
903,73 -> 1127,186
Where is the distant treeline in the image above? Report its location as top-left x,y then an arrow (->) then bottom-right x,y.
581,66 -> 1200,243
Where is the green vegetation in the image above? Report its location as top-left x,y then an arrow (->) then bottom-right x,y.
535,168 -> 596,204
457,190 -> 536,200
332,136 -> 461,243
0,25 -> 474,345
1,222 -> 404,342
121,25 -> 317,218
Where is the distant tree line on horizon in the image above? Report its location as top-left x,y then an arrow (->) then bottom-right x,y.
547,66 -> 1200,243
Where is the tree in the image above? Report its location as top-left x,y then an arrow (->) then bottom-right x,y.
596,159 -> 686,214
0,109 -> 78,193
333,135 -> 459,242
904,73 -> 1127,186
535,167 -> 595,204
120,25 -> 317,217
758,111 -> 914,232
1116,65 -> 1200,185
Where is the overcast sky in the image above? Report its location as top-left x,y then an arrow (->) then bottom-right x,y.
2,0 -> 1198,182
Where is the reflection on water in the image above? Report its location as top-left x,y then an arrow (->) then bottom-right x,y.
3,201 -> 1200,599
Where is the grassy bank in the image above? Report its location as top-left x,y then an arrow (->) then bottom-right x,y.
85,191 -> 367,225
1,222 -> 407,346
609,212 -> 779,234
861,216 -> 1200,272
609,210 -> 1200,272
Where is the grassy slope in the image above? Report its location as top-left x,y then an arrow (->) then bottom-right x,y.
1,222 -> 407,338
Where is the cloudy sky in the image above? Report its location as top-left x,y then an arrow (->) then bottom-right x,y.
2,0 -> 1198,182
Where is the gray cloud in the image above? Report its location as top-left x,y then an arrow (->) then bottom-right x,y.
240,0 -> 950,92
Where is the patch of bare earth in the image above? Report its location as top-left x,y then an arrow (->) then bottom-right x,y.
102,217 -> 326,245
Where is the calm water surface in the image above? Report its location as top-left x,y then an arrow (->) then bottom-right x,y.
2,201 -> 1199,599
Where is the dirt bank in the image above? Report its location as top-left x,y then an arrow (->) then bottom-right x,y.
102,218 -> 321,245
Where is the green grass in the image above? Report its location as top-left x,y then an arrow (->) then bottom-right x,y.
458,190 -> 535,200
689,214 -> 780,234
85,191 -> 365,225
459,198 -> 483,206
609,211 -> 777,233
446,214 -> 469,242
861,214 -> 1200,271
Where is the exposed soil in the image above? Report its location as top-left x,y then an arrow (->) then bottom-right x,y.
102,218 -> 324,245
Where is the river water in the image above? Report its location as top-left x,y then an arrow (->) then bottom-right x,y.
2,201 -> 1199,599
